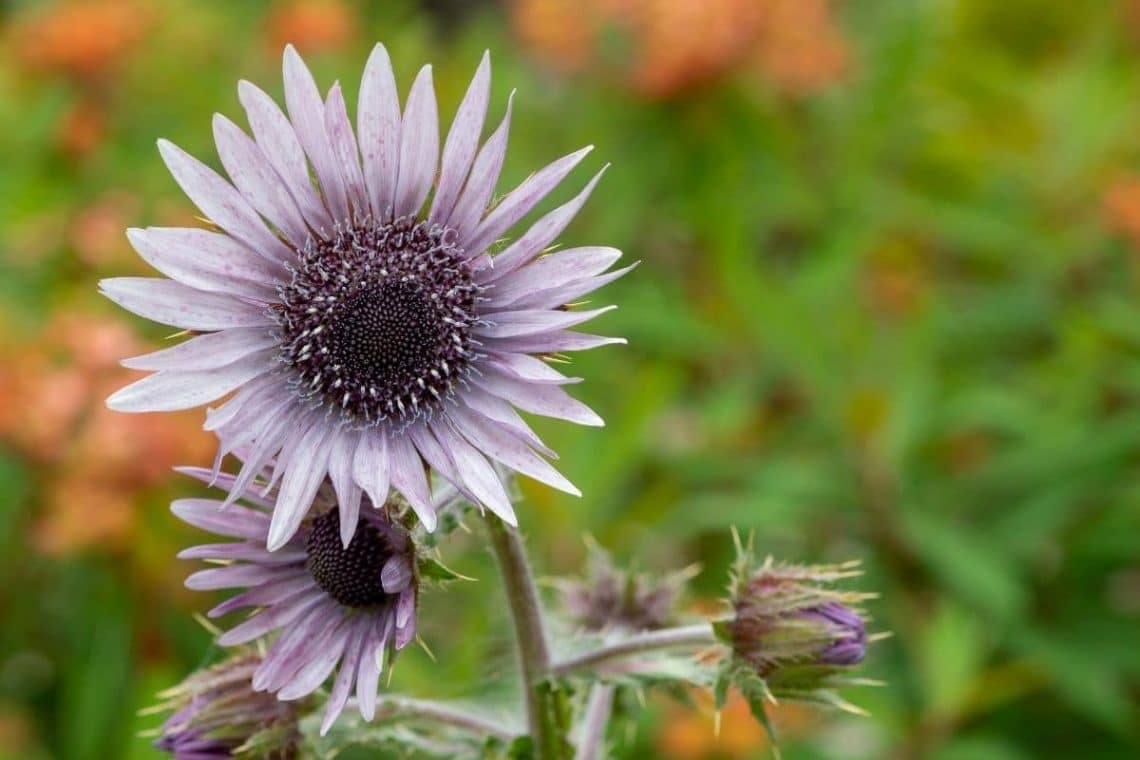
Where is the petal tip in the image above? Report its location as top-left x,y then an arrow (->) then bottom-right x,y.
265,530 -> 290,553
105,387 -> 138,412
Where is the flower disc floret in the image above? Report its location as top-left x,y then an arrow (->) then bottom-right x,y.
277,217 -> 481,426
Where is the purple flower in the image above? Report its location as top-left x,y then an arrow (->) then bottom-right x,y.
728,557 -> 871,676
154,652 -> 299,758
173,466 -> 419,734
103,44 -> 630,550
800,602 -> 867,666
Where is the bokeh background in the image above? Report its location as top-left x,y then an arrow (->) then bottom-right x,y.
2,0 -> 1139,757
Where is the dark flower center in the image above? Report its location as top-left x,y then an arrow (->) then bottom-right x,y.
306,509 -> 397,608
276,217 -> 481,426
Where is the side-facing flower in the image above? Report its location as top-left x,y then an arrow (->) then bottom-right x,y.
726,556 -> 869,676
103,43 -> 631,550
153,651 -> 300,759
711,541 -> 878,733
173,466 -> 419,734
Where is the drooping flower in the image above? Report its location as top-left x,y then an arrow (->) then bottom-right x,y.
153,651 -> 300,759
173,466 -> 420,734
103,44 -> 630,549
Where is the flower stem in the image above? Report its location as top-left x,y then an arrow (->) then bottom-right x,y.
373,696 -> 522,742
572,683 -> 615,760
486,516 -> 563,759
550,623 -> 717,677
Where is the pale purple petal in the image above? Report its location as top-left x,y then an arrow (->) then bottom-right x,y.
481,330 -> 626,354
485,244 -> 621,293
174,465 -> 275,508
394,589 -> 416,649
263,411 -> 319,494
459,387 -> 556,457
476,166 -> 606,275
321,620 -> 368,735
156,139 -> 294,262
186,564 -> 283,590
278,617 -> 352,699
202,367 -> 280,431
283,45 -> 349,222
475,306 -> 616,339
171,499 -> 270,539
351,430 -> 390,512
448,404 -> 579,496
327,428 -> 364,547
355,615 -> 392,721
267,422 -> 334,551
506,262 -> 638,311
206,373 -> 288,437
217,409 -> 297,511
238,79 -> 332,231
219,591 -> 326,647
429,421 -> 516,524
125,227 -> 283,298
482,352 -> 579,385
387,434 -> 436,530
107,350 -> 274,412
448,93 -> 513,237
429,51 -> 490,224
381,554 -> 413,594
212,114 -> 310,248
324,83 -> 369,218
177,542 -> 304,564
121,327 -> 278,372
407,424 -> 470,502
358,43 -> 401,220
254,601 -> 338,689
473,372 -> 603,427
100,277 -> 269,331
393,65 -> 438,219
207,572 -> 313,618
463,146 -> 594,258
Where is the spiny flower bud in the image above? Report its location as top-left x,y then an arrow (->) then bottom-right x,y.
726,555 -> 871,676
152,652 -> 300,759
554,538 -> 697,632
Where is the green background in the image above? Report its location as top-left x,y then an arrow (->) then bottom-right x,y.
1,0 -> 1138,757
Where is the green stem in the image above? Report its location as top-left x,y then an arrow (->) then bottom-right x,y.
372,696 -> 522,742
550,623 -> 716,677
486,516 -> 563,759
572,683 -> 615,760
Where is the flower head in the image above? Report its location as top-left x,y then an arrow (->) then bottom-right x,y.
713,547 -> 877,734
727,556 -> 870,676
174,466 -> 419,734
103,44 -> 630,549
555,538 -> 696,632
153,651 -> 300,759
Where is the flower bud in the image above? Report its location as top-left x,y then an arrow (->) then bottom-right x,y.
727,556 -> 870,676
554,539 -> 697,632
153,652 -> 300,759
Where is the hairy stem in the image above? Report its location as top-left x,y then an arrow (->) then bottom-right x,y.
550,623 -> 717,677
572,683 -> 615,760
373,696 -> 522,742
486,516 -> 562,758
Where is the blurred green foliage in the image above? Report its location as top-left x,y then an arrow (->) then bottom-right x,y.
1,0 -> 1139,758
